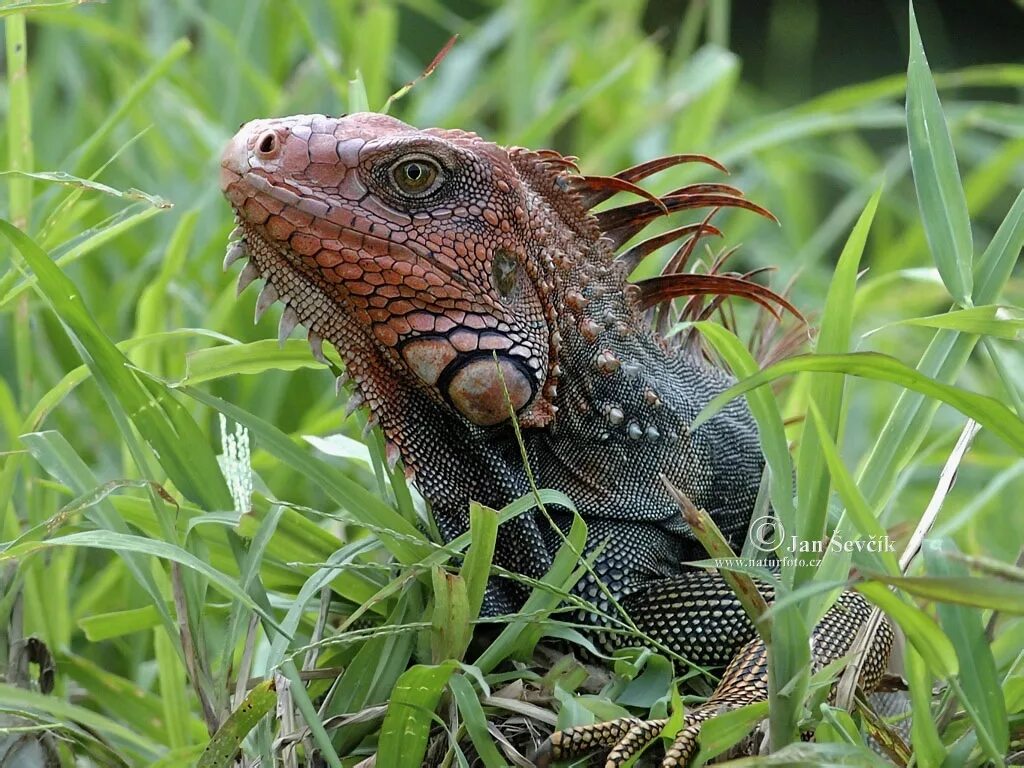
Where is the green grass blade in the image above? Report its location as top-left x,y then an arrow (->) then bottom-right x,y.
182,339 -> 339,384
0,220 -> 232,510
177,386 -> 431,564
905,643 -> 946,767
922,540 -> 1008,759
855,582 -> 957,678
856,188 -> 1024,509
794,185 -> 881,587
695,352 -> 1024,455
197,680 -> 277,768
448,673 -> 506,768
2,531 -> 285,635
0,682 -> 163,760
906,3 -> 973,306
867,304 -> 1024,340
376,662 -> 457,767
689,321 -> 794,546
473,510 -> 588,674
462,502 -> 499,625
324,589 -> 417,754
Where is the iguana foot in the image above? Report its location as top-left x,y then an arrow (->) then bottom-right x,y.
533,707 -> 724,767
533,716 -> 662,767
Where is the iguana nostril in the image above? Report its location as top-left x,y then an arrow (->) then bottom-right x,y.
256,130 -> 278,157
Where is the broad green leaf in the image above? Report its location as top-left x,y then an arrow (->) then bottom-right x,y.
906,3 -> 973,305
430,567 -> 471,662
376,662 -> 457,768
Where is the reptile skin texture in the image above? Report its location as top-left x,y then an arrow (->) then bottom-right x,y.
219,112 -> 893,766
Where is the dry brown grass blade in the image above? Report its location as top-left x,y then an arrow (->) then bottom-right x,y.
833,420 -> 981,711
381,34 -> 458,112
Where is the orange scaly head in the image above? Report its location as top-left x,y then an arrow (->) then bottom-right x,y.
220,113 -> 560,431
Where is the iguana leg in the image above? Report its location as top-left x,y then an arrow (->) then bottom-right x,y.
534,591 -> 894,767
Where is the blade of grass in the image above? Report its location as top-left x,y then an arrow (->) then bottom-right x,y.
1,531 -> 286,636
922,540 -> 1008,760
694,352 -> 1024,455
448,673 -> 506,768
794,187 -> 881,588
376,662 -> 457,767
907,2 -> 973,306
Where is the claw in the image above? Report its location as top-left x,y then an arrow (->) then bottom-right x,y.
236,261 -> 259,295
278,306 -> 300,345
223,241 -> 247,270
254,283 -> 279,323
229,224 -> 244,240
308,329 -> 328,364
334,371 -> 349,396
343,391 -> 364,418
385,440 -> 401,471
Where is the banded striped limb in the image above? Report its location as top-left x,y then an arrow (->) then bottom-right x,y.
533,591 -> 894,767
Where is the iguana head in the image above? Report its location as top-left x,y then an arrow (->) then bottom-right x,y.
220,112 -> 792,473
221,112 -> 566,432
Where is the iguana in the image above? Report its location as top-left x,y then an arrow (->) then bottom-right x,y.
219,112 -> 894,766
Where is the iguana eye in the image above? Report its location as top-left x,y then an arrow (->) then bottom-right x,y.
491,249 -> 518,297
391,156 -> 442,197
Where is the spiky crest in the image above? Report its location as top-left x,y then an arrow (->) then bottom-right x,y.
521,146 -> 804,362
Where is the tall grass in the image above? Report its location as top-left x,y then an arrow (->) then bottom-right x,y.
1,1 -> 1022,766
